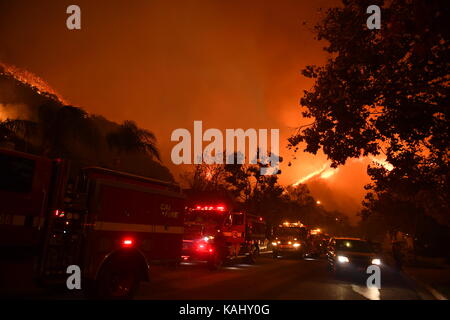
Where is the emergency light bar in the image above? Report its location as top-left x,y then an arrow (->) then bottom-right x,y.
280,221 -> 304,228
194,205 -> 226,211
121,238 -> 134,248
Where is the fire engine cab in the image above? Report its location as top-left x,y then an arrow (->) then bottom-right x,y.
182,204 -> 266,269
0,148 -> 185,298
271,221 -> 308,259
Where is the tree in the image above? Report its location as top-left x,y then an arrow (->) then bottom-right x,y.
289,0 -> 449,226
179,163 -> 229,192
107,120 -> 160,161
0,119 -> 38,152
281,184 -> 316,223
0,103 -> 101,158
37,103 -> 101,158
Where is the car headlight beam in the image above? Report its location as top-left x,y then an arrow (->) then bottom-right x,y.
371,258 -> 381,265
337,255 -> 349,263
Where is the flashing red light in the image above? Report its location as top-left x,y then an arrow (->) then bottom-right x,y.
121,238 -> 134,248
54,209 -> 65,217
196,241 -> 214,254
194,205 -> 227,211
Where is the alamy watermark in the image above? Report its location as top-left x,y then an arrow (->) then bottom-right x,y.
366,5 -> 381,30
66,5 -> 81,30
66,265 -> 82,290
171,121 -> 280,175
366,265 -> 381,289
65,5 -> 380,31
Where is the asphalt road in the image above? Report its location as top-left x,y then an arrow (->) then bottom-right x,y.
135,253 -> 426,300
2,253 -> 431,300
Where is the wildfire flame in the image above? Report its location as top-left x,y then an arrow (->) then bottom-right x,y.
293,156 -> 393,187
293,163 -> 338,186
320,168 -> 338,179
370,157 -> 394,171
0,62 -> 68,105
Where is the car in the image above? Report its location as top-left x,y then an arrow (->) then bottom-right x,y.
326,237 -> 382,276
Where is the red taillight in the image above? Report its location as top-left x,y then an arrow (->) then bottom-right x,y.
121,238 -> 134,248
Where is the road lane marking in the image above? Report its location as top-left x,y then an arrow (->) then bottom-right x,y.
351,284 -> 380,300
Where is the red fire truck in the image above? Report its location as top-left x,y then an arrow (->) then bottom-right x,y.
271,221 -> 309,259
181,204 -> 267,269
0,148 -> 185,298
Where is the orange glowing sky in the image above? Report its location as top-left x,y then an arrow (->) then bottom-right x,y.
0,0 -> 383,221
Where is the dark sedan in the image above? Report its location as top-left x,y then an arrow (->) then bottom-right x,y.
326,237 -> 382,275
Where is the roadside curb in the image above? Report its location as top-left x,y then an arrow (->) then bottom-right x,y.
401,269 -> 448,300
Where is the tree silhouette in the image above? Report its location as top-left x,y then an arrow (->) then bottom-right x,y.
37,103 -> 101,158
0,104 -> 101,157
107,120 -> 160,161
0,119 -> 38,152
289,0 -> 449,226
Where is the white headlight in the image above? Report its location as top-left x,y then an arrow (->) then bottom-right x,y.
337,255 -> 349,263
271,242 -> 278,246
371,258 -> 381,265
293,243 -> 301,247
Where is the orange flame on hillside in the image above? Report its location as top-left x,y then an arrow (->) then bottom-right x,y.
293,163 -> 339,186
0,62 -> 68,105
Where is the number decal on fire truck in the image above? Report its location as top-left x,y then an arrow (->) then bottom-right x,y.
0,213 -> 13,225
160,203 -> 179,218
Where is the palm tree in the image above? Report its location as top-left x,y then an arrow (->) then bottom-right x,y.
1,103 -> 102,160
37,103 -> 101,158
107,120 -> 160,161
0,119 -> 38,152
